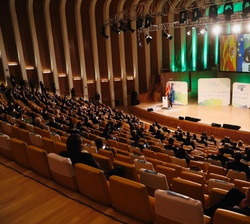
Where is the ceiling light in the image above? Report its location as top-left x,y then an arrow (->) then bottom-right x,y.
145,34 -> 152,44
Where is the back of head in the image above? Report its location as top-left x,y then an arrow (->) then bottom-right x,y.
66,134 -> 82,154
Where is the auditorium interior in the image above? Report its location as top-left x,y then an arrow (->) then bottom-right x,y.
1,0 -> 250,223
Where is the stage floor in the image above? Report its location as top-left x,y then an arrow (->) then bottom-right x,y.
135,101 -> 250,133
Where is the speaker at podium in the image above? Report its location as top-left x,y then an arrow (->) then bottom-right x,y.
162,96 -> 169,109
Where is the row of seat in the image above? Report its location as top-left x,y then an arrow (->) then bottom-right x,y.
1,135 -> 249,224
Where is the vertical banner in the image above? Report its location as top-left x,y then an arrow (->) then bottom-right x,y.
198,78 -> 231,106
232,82 -> 250,108
166,81 -> 188,105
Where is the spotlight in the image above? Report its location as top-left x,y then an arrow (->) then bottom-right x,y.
232,24 -> 241,33
209,4 -> 218,21
212,24 -> 222,35
242,0 -> 250,18
144,15 -> 153,28
126,20 -> 135,33
101,26 -> 109,39
136,18 -> 143,30
162,31 -> 173,40
112,23 -> 120,34
192,8 -> 201,22
180,10 -> 187,24
118,20 -> 127,32
187,30 -> 191,35
197,27 -> 207,35
145,34 -> 152,44
223,2 -> 234,21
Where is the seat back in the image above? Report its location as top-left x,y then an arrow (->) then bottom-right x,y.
50,133 -> 61,142
92,153 -> 113,172
0,134 -> 13,160
171,157 -> 188,168
30,133 -> 43,148
207,173 -> 230,182
117,141 -> 129,152
98,148 -> 115,164
233,179 -> 250,192
54,141 -> 67,154
155,189 -> 209,224
42,137 -> 56,154
19,128 -> 32,145
129,146 -> 142,155
165,162 -> 184,176
207,164 -> 226,175
180,171 -> 206,190
83,143 -> 97,154
34,126 -> 51,138
26,145 -> 52,179
75,163 -> 111,205
10,125 -> 21,139
10,138 -> 32,169
226,169 -> 247,181
25,123 -> 34,132
213,208 -> 250,224
2,122 -> 12,137
139,168 -> 169,196
156,152 -> 171,163
115,153 -> 133,164
155,165 -> 177,186
134,159 -> 154,172
109,175 -> 155,223
208,188 -> 228,208
47,153 -> 78,191
171,177 -> 205,206
112,160 -> 139,182
142,149 -> 156,159
207,178 -> 235,193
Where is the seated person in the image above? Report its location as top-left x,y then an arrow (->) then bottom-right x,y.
204,187 -> 250,217
59,134 -> 123,179
226,152 -> 250,180
164,137 -> 177,154
175,146 -> 193,166
208,148 -> 229,168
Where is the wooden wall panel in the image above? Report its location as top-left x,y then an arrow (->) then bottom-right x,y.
82,0 -> 95,81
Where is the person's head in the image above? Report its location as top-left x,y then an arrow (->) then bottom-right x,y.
95,138 -> 103,149
168,137 -> 174,145
66,134 -> 83,154
34,117 -> 41,125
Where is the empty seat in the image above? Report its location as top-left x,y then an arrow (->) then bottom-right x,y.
42,137 -> 56,154
75,163 -> 111,205
109,175 -> 155,223
213,208 -> 250,224
54,141 -> 67,154
50,133 -> 61,142
207,179 -> 235,193
142,149 -> 156,159
155,189 -> 210,224
115,153 -> 133,164
30,133 -> 43,148
26,145 -> 52,179
19,128 -> 32,145
0,134 -> 13,160
47,153 -> 78,191
139,168 -> 169,197
134,159 -> 155,172
92,153 -> 113,173
155,165 -> 177,186
207,173 -> 230,182
233,179 -> 250,192
83,143 -> 97,154
207,164 -> 226,176
156,152 -> 171,163
180,171 -> 206,191
2,122 -> 12,137
117,141 -> 129,152
112,160 -> 139,182
226,169 -> 248,181
171,177 -> 206,207
171,157 -> 188,168
10,138 -> 32,169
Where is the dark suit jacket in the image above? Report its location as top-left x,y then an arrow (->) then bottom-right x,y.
59,151 -> 101,169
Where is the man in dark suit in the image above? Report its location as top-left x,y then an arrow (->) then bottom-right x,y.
226,152 -> 250,180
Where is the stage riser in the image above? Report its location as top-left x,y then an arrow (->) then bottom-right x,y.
128,106 -> 250,145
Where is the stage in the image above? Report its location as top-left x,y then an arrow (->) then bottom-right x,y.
128,101 -> 250,145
